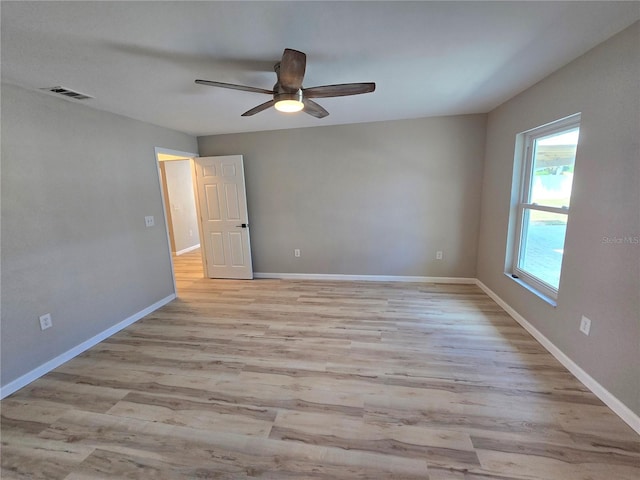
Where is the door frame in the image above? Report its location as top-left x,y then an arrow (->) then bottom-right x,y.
154,147 -> 200,296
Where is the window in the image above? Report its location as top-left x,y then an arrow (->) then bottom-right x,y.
510,114 -> 580,300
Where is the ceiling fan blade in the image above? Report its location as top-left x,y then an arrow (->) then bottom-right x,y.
241,99 -> 276,117
278,48 -> 306,91
303,99 -> 329,119
195,79 -> 273,95
303,82 -> 376,98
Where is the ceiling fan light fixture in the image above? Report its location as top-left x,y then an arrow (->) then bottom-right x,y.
274,90 -> 304,113
275,99 -> 304,113
196,48 -> 375,118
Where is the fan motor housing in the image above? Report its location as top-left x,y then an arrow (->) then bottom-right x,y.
274,89 -> 303,103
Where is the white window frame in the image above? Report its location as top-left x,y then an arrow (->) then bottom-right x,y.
511,113 -> 581,301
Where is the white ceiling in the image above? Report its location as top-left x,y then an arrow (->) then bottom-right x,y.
2,1 -> 638,137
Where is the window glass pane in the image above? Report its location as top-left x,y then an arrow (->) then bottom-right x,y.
530,128 -> 579,207
518,209 -> 568,289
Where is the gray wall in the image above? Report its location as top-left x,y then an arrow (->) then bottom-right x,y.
198,115 -> 486,277
1,83 -> 197,387
161,159 -> 199,254
477,23 -> 640,414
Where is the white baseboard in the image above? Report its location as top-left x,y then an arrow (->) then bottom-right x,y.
255,272 -> 476,284
0,294 -> 176,400
475,279 -> 640,435
175,244 -> 200,256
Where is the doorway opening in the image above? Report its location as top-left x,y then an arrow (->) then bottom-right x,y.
155,147 -> 202,295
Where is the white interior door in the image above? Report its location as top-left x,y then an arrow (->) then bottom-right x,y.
193,155 -> 253,279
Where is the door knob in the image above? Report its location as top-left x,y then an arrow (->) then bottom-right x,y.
236,223 -> 248,228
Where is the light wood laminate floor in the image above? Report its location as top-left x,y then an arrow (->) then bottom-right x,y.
2,249 -> 639,479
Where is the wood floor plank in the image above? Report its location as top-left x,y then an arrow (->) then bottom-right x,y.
270,409 -> 480,469
1,399 -> 70,435
475,447 -> 640,480
39,409 -> 429,479
106,391 -> 277,437
8,377 -> 130,414
1,248 -> 638,479
0,432 -> 94,480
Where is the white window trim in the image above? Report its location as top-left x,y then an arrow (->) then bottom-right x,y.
510,113 -> 581,301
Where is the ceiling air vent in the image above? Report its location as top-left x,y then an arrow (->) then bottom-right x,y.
41,86 -> 93,100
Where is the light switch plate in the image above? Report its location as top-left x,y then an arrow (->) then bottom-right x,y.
579,315 -> 591,336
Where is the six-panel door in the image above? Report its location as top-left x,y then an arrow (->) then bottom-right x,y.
194,155 -> 253,279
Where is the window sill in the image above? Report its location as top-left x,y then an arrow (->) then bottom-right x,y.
504,272 -> 557,307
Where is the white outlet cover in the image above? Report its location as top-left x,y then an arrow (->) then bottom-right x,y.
39,313 -> 53,331
145,215 -> 155,227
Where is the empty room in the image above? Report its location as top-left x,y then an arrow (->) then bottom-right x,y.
1,1 -> 639,479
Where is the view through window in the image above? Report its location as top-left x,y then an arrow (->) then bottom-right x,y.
512,114 -> 580,300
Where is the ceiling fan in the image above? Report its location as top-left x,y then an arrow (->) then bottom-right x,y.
195,48 -> 375,118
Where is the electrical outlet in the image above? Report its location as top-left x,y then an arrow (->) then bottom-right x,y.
579,315 -> 591,336
39,313 -> 53,331
294,249 -> 301,257
436,250 -> 443,260
189,229 -> 193,237
145,215 -> 155,227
